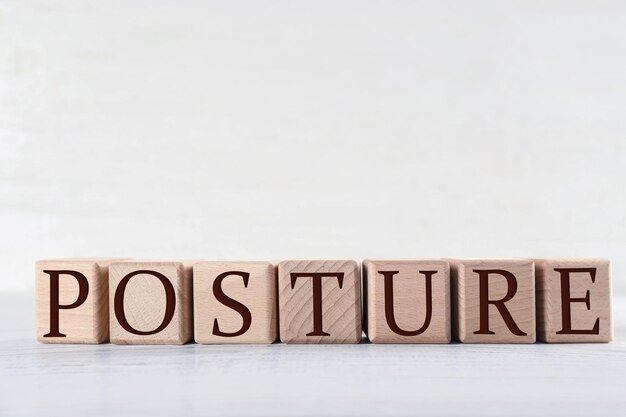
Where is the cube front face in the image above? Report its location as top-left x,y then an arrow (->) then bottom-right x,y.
109,262 -> 192,344
536,259 -> 612,343
36,260 -> 113,344
278,260 -> 362,344
365,260 -> 451,343
453,259 -> 536,343
193,261 -> 277,344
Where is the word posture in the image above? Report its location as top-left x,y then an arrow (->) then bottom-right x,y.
36,259 -> 612,344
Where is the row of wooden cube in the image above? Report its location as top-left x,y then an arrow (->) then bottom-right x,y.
36,258 -> 612,344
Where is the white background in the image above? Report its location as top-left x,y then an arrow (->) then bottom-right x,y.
2,0 -> 625,294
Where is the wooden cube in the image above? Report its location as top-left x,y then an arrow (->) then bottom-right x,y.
364,260 -> 451,343
109,261 -> 193,344
536,259 -> 612,343
193,261 -> 277,344
36,259 -> 122,344
450,259 -> 536,343
278,260 -> 362,344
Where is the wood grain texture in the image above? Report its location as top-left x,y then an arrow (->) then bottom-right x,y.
109,261 -> 193,345
193,261 -> 277,344
364,260 -> 451,343
278,260 -> 362,344
36,259 -> 122,344
536,258 -> 612,343
450,259 -> 536,343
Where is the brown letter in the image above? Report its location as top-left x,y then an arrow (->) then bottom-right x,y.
473,269 -> 527,336
380,270 -> 435,336
114,270 -> 176,335
43,270 -> 89,338
212,271 -> 252,337
290,272 -> 344,336
555,268 -> 600,335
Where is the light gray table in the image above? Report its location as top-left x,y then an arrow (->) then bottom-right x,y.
2,293 -> 625,417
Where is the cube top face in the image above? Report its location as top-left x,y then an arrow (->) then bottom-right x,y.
536,259 -> 612,343
364,260 -> 451,344
278,260 -> 362,344
37,258 -> 125,263
193,261 -> 277,344
36,259 -> 117,344
454,259 -> 536,343
109,261 -> 192,345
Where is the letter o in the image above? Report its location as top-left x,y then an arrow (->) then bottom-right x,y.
114,270 -> 176,335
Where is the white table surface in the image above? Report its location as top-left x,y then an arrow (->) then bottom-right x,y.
2,293 -> 625,417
